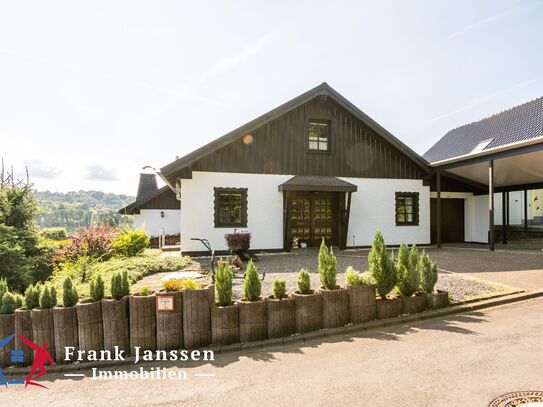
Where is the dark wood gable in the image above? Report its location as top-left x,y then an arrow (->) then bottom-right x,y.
186,96 -> 426,180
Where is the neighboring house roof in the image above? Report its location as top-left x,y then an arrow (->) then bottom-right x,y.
159,82 -> 430,184
424,96 -> 543,163
278,176 -> 357,192
118,186 -> 177,215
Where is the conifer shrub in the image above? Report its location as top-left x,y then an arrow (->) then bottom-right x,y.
139,285 -> 153,296
89,274 -> 105,302
345,266 -> 363,285
318,239 -> 337,290
121,271 -> 130,297
368,229 -> 396,299
24,284 -> 41,310
215,261 -> 233,306
0,278 -> 8,305
0,292 -> 17,314
39,284 -> 56,309
296,269 -> 311,294
15,294 -> 23,309
243,260 -> 261,301
113,228 -> 150,257
62,277 -> 79,307
419,251 -> 438,293
396,244 -> 420,297
110,273 -> 124,300
272,278 -> 287,299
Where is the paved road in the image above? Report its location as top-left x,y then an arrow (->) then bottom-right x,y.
3,298 -> 543,407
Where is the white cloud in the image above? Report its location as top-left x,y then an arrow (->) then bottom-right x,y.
22,159 -> 62,179
83,164 -> 117,181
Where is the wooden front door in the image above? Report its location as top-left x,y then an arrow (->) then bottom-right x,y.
430,198 -> 465,243
289,192 -> 337,247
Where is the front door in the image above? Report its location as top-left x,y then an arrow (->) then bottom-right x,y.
289,192 -> 336,247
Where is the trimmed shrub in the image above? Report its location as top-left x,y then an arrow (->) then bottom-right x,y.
15,294 -> 23,309
318,239 -> 337,290
215,261 -> 233,306
162,278 -> 183,292
139,285 -> 152,296
39,284 -> 56,309
0,278 -> 8,303
180,279 -> 202,290
368,229 -> 396,299
121,271 -> 130,297
243,260 -> 261,301
90,274 -> 105,302
113,229 -> 150,257
63,277 -> 79,307
39,227 -> 68,241
110,273 -> 123,300
24,283 -> 41,310
272,278 -> 287,299
297,269 -> 311,294
0,292 -> 17,314
345,266 -> 363,285
396,244 -> 420,297
419,251 -> 438,293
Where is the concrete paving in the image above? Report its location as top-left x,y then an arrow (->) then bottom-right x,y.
3,297 -> 543,407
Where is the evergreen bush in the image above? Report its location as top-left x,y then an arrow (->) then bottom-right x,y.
121,271 -> 130,297
139,285 -> 152,296
215,261 -> 233,306
242,260 -> 261,301
0,292 -> 17,314
110,272 -> 124,300
90,274 -> 105,302
296,269 -> 311,294
318,239 -> 337,290
63,277 -> 79,307
345,266 -> 363,285
272,278 -> 287,299
39,285 -> 55,309
396,244 -> 420,297
15,294 -> 23,309
0,278 -> 8,306
112,228 -> 150,257
24,284 -> 41,310
368,229 -> 396,299
419,251 -> 438,293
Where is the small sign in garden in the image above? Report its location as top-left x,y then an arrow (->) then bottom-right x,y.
156,296 -> 175,312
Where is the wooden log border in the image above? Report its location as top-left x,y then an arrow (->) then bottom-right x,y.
266,297 -> 295,339
347,284 -> 377,323
0,314 -> 15,368
321,288 -> 349,329
211,303 -> 239,346
156,291 -> 183,350
52,306 -> 78,364
129,294 -> 157,352
238,299 -> 267,342
293,291 -> 323,333
102,297 -> 130,354
77,300 -> 104,353
14,309 -> 33,366
182,287 -> 213,349
31,308 -> 55,360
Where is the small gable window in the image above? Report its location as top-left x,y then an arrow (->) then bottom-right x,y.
395,192 -> 419,226
214,187 -> 248,228
308,120 -> 330,152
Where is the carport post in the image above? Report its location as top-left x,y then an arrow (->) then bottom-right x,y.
524,190 -> 528,232
506,191 -> 510,243
489,160 -> 495,251
501,192 -> 507,244
437,171 -> 442,249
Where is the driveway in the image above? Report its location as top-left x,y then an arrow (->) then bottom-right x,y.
3,298 -> 543,406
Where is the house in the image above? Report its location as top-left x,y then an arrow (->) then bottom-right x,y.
157,83 -> 434,255
119,167 -> 180,244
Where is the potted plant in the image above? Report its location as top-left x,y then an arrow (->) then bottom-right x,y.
345,267 -> 377,323
369,230 -> 402,319
211,261 -> 239,345
293,269 -> 323,333
14,283 -> 40,366
238,260 -> 267,342
77,274 -> 105,352
156,276 -> 184,350
181,278 -> 214,350
129,285 -> 157,353
318,240 -> 349,329
266,278 -> 295,338
102,272 -> 131,354
32,283 -> 57,360
0,283 -> 23,367
420,251 -> 448,309
52,277 -> 79,364
224,231 -> 252,260
396,245 -> 426,314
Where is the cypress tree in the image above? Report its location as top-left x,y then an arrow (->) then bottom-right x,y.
63,277 -> 79,307
243,260 -> 261,301
419,251 -> 438,293
215,261 -> 233,306
318,239 -> 337,290
272,278 -> 287,299
396,244 -> 420,297
297,269 -> 311,294
369,230 -> 396,299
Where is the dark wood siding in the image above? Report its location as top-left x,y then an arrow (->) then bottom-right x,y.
187,97 -> 425,180
139,189 -> 179,210
430,198 -> 465,243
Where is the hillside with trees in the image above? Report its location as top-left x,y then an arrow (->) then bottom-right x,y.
34,190 -> 134,233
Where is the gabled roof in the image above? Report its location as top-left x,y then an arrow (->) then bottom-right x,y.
160,82 -> 430,183
424,96 -> 543,163
118,185 -> 172,215
278,176 -> 358,192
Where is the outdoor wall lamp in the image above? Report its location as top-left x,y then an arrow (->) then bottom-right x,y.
160,211 -> 165,218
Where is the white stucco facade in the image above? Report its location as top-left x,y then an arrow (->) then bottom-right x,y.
180,171 -> 431,253
134,209 -> 181,237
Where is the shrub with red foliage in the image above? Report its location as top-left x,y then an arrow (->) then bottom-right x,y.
54,225 -> 117,262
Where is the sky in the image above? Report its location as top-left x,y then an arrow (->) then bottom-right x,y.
1,0 -> 542,195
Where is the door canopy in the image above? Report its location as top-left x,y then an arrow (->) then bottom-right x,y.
278,176 -> 357,192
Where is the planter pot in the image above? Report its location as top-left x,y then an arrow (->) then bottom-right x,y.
102,297 -> 130,354
347,284 -> 377,324
376,297 -> 402,319
182,286 -> 213,349
31,308 -> 55,360
211,303 -> 239,346
266,296 -> 295,339
52,306 -> 78,364
321,288 -> 349,329
293,291 -> 323,333
426,291 -> 449,310
77,300 -> 104,352
129,295 -> 157,352
14,309 -> 33,366
401,294 -> 427,315
238,299 -> 267,342
156,291 -> 183,350
0,313 -> 15,368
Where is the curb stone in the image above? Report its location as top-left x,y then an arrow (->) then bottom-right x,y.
7,289 -> 543,376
